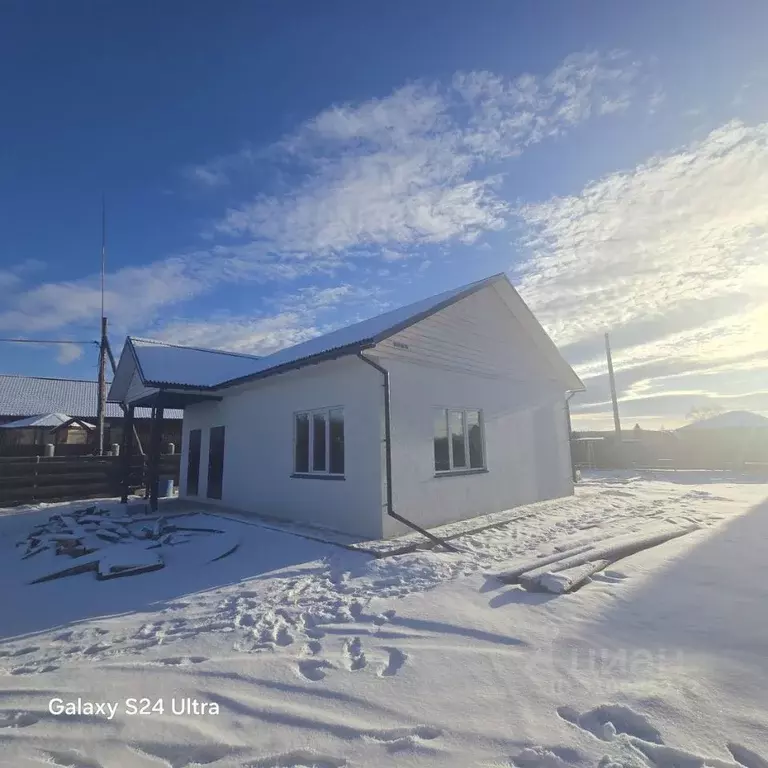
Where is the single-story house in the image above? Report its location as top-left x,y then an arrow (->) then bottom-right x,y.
0,375 -> 182,455
0,413 -> 95,448
108,273 -> 584,539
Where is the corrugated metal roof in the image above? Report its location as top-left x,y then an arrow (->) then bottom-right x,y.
0,413 -> 70,429
131,274 -> 504,389
0,375 -> 182,419
131,338 -> 263,388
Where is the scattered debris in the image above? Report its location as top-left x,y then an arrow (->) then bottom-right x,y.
20,504 -> 240,584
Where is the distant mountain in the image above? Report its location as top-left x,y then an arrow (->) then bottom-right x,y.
677,411 -> 768,431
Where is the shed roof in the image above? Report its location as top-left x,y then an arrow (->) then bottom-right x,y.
130,338 -> 263,388
0,413 -> 71,429
0,375 -> 182,420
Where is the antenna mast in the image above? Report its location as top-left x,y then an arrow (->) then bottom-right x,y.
96,195 -> 108,456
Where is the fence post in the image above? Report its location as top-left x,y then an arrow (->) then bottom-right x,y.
34,455 -> 40,502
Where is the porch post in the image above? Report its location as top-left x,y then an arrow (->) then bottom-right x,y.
120,405 -> 134,503
148,402 -> 165,513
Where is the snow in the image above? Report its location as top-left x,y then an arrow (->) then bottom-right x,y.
0,413 -> 71,429
1,471 -> 767,766
129,275 -> 500,389
130,338 -> 264,388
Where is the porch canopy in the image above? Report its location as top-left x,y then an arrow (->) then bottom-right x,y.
107,338 -> 260,510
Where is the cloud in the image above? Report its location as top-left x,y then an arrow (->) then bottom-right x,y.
151,282 -> 384,355
153,312 -> 320,356
3,50 -> 647,341
514,120 -> 768,425
218,52 -> 646,257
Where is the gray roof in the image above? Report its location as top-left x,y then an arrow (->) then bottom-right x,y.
0,375 -> 182,420
0,413 -> 70,429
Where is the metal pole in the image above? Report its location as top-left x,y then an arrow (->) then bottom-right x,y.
149,404 -> 164,513
96,317 -> 107,455
605,332 -> 622,439
120,405 -> 134,503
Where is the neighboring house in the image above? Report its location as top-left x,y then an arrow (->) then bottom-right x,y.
0,413 -> 95,449
0,375 -> 182,455
108,273 -> 584,539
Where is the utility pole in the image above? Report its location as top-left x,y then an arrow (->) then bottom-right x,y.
96,196 -> 107,456
604,332 -> 622,440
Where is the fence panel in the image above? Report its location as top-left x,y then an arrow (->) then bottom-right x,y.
0,453 -> 180,507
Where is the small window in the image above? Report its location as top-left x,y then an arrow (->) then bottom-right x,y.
433,408 -> 485,472
294,408 -> 344,476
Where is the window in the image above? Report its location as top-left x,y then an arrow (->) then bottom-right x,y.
206,425 -> 225,500
294,408 -> 344,476
433,408 -> 485,472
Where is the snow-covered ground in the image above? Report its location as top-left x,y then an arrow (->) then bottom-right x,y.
1,472 -> 767,767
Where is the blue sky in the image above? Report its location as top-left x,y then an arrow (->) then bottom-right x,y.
2,1 -> 768,428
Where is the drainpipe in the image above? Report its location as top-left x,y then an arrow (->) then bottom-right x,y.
357,352 -> 456,552
566,391 -> 578,483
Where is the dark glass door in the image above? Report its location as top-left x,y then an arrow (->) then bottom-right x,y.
186,429 -> 201,496
206,426 -> 225,500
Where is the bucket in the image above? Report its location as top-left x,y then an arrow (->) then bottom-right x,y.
159,476 -> 175,498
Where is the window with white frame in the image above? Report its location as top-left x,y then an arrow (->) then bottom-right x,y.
294,407 -> 345,476
433,408 -> 485,472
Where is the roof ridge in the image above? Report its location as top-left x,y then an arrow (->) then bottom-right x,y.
129,336 -> 262,360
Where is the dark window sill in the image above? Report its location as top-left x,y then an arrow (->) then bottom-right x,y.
434,468 -> 488,478
291,473 -> 346,481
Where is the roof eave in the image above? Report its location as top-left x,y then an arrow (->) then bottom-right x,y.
214,340 -> 376,391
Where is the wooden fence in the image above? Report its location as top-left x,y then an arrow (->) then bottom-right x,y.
0,453 -> 181,507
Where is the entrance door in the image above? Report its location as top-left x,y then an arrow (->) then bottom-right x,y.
207,425 -> 225,500
186,429 -> 201,496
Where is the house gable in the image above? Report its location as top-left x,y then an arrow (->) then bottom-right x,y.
373,280 -> 583,391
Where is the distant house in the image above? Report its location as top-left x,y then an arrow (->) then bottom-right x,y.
109,274 -> 584,539
0,375 -> 182,455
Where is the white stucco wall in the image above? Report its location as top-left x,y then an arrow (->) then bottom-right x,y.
374,284 -> 574,538
179,356 -> 385,539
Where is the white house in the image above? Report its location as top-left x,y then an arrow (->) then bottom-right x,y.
108,273 -> 584,540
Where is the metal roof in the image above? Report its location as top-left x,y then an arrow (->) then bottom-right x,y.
130,274 -> 506,390
0,375 -> 182,420
130,338 -> 263,389
0,413 -> 71,429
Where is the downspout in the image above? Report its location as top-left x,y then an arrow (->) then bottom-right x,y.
565,391 -> 578,483
357,352 -> 456,552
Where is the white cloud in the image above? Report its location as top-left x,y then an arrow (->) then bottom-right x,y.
514,120 -> 768,425
3,50 -> 650,344
154,312 -> 320,356
216,51 -> 648,256
151,281 -> 384,356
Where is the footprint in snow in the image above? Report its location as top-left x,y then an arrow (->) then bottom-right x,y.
557,704 -> 662,744
727,743 -> 768,768
378,647 -> 407,677
246,749 -> 346,767
365,725 -> 442,753
296,659 -> 335,682
0,710 -> 40,728
157,656 -> 208,666
342,637 -> 366,671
